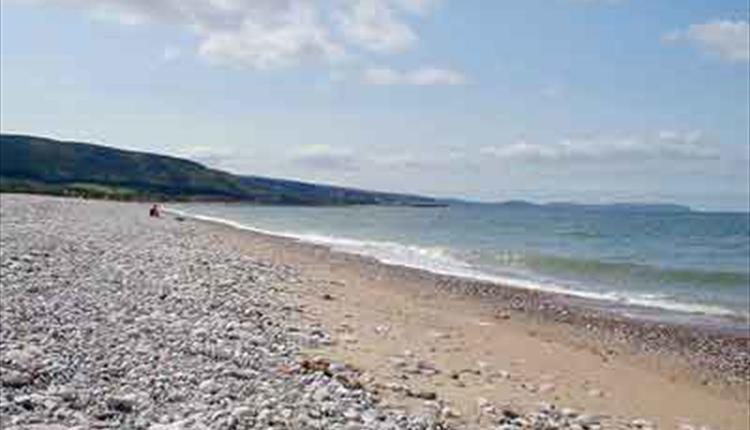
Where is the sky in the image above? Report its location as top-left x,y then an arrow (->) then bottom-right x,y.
1,0 -> 749,211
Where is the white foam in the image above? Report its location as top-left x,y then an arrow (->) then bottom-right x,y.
165,207 -> 743,319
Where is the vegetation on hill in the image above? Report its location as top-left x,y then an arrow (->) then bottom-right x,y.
0,134 -> 441,205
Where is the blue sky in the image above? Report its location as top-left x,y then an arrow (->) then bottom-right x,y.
1,0 -> 748,210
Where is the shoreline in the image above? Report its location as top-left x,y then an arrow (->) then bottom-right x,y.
168,207 -> 750,380
164,207 -> 749,334
169,205 -> 749,429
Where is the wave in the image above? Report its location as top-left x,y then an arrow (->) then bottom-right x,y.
165,207 -> 747,319
556,229 -> 604,239
521,254 -> 750,288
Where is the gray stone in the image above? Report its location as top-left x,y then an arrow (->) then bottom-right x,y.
1,369 -> 32,388
106,394 -> 138,413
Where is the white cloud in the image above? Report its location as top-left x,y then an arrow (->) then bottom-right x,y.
362,66 -> 467,85
15,0 -> 442,70
480,131 -> 718,162
177,144 -> 237,167
665,20 -> 750,63
197,2 -> 345,69
336,0 -> 419,53
391,0 -> 437,14
289,144 -> 358,170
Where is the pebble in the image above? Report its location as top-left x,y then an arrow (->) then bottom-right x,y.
406,389 -> 437,400
1,369 -> 32,388
106,394 -> 138,413
538,382 -> 556,393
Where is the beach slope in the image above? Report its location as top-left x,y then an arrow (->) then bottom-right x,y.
0,195 -> 747,429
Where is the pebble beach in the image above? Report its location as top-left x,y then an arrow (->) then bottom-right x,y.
1,194 -> 748,430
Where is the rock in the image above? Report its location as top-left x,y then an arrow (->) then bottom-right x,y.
231,406 -> 252,419
106,394 -> 138,413
14,395 -> 36,409
381,382 -> 408,393
577,414 -> 602,427
521,382 -> 538,392
495,370 -> 511,379
502,408 -> 520,419
343,408 -> 361,421
328,362 -> 347,373
149,423 -> 186,430
407,390 -> 437,400
361,409 -> 379,425
631,418 -> 655,429
476,397 -> 490,409
1,369 -> 32,388
3,346 -> 43,372
300,357 -> 331,373
199,379 -> 221,394
416,360 -> 440,376
389,356 -> 408,368
313,387 -> 330,402
441,407 -> 461,419
539,382 -> 556,393
257,408 -> 272,422
14,425 -> 71,430
47,385 -> 77,402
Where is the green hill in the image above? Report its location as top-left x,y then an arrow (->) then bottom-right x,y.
0,134 -> 441,206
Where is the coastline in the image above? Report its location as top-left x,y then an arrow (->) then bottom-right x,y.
170,205 -> 749,428
166,206 -> 750,329
168,207 -> 750,374
1,195 -> 748,430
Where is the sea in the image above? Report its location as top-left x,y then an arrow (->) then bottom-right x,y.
169,202 -> 750,330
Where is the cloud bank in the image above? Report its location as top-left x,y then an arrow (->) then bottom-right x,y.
287,130 -> 719,173
16,0 -> 446,71
480,131 -> 717,162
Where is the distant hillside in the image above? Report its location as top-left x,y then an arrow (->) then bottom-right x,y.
544,202 -> 692,213
0,134 -> 441,206
488,200 -> 692,213
236,176 -> 445,206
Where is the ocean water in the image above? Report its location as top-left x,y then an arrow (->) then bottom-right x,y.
169,202 -> 750,326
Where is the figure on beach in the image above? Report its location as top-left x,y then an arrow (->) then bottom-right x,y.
149,204 -> 160,218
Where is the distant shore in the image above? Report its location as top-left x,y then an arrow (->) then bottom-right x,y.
2,194 -> 747,429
